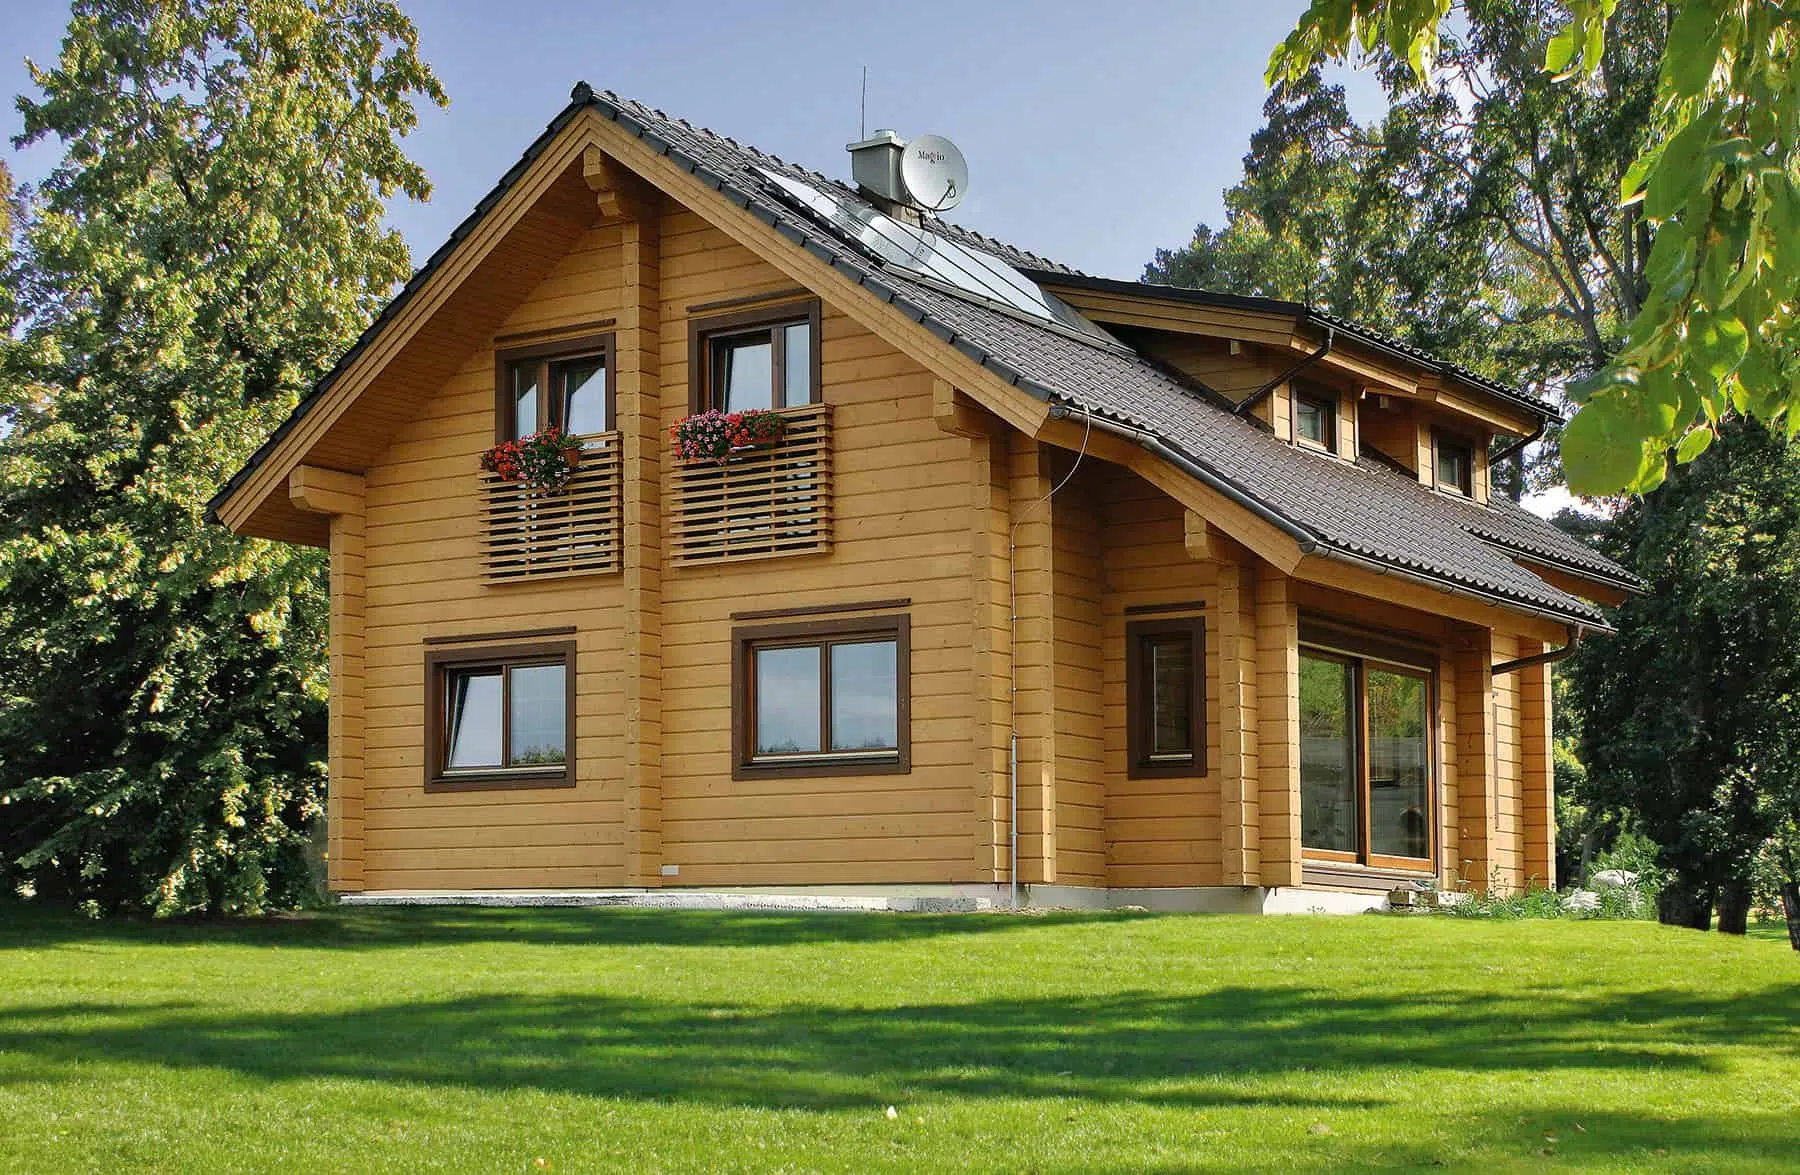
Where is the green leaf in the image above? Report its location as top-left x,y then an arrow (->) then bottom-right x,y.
1544,26 -> 1579,74
1646,117 -> 1714,222
1675,426 -> 1715,464
1689,312 -> 1750,386
1563,397 -> 1646,496
1664,2 -> 1724,98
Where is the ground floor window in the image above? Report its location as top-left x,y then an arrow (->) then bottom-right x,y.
1126,616 -> 1205,777
1299,635 -> 1434,871
732,614 -> 909,778
424,640 -> 576,790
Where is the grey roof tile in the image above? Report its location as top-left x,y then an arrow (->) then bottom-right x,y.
214,83 -> 1637,629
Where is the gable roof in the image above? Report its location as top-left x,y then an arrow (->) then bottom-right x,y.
212,82 -> 1638,628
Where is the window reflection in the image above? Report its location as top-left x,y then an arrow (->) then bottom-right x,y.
509,361 -> 539,440
1299,654 -> 1357,853
557,356 -> 607,435
447,669 -> 503,769
830,640 -> 897,751
1368,668 -> 1429,859
1148,634 -> 1193,757
755,645 -> 821,754
714,336 -> 773,412
509,663 -> 566,766
783,322 -> 811,407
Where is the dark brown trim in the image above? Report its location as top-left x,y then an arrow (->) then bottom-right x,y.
1291,380 -> 1338,453
1431,428 -> 1475,496
494,332 -> 617,445
731,614 -> 910,781
423,640 -> 577,793
1125,616 -> 1207,779
729,597 -> 912,622
686,286 -> 812,315
492,317 -> 617,347
688,299 -> 822,415
1123,600 -> 1206,617
423,625 -> 578,646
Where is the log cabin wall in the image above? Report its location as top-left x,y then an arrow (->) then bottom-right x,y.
1091,463 -> 1225,889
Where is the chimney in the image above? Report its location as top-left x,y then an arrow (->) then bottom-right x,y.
846,129 -> 917,222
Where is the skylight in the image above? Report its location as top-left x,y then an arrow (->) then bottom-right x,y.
757,169 -> 1116,346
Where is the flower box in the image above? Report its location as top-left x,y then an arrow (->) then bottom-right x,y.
670,408 -> 788,465
480,427 -> 584,493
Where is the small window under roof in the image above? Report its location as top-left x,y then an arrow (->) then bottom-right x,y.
758,168 -> 1117,346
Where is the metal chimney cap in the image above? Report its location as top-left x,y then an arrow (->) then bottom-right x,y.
847,128 -> 904,151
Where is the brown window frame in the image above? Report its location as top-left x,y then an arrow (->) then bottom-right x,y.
423,640 -> 577,792
1291,383 -> 1338,454
688,300 -> 822,415
731,613 -> 910,780
1431,430 -> 1475,496
1126,616 -> 1207,779
494,332 -> 617,445
1298,622 -> 1437,874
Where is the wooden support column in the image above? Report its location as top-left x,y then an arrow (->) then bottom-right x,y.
620,204 -> 663,886
1453,625 -> 1496,890
965,426 -> 1012,882
289,466 -> 366,893
1519,644 -> 1556,888
1212,531 -> 1260,887
1254,562 -> 1301,888
1008,431 -> 1057,884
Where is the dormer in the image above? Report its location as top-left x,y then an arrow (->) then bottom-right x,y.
1028,274 -> 1546,507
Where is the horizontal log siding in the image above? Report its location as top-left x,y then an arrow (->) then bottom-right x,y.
655,212 -> 975,886
1052,462 -> 1105,886
1094,465 -> 1224,888
1492,631 -> 1525,891
359,221 -> 631,891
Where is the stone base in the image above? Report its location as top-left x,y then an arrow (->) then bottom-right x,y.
338,883 -> 1392,915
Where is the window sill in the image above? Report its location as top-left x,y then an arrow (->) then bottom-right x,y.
1302,859 -> 1436,892
1127,757 -> 1206,780
733,754 -> 908,781
425,770 -> 576,793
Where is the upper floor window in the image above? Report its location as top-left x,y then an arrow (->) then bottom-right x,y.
689,301 -> 821,414
1293,384 -> 1337,452
1126,616 -> 1206,778
731,613 -> 909,779
424,640 -> 576,791
495,333 -> 615,443
1433,432 -> 1473,496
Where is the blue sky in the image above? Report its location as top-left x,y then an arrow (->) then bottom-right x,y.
1,0 -> 1385,280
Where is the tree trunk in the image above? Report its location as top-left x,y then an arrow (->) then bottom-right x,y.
1657,879 -> 1715,930
1781,882 -> 1800,952
1715,879 -> 1752,935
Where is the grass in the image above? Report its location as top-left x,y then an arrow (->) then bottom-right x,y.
0,905 -> 1795,1173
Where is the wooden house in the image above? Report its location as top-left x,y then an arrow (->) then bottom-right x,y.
211,85 -> 1638,910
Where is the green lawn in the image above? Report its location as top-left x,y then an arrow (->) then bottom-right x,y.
0,905 -> 1795,1173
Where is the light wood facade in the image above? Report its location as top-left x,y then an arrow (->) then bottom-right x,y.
218,104 -> 1625,903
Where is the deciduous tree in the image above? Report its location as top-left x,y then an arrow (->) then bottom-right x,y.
0,0 -> 444,914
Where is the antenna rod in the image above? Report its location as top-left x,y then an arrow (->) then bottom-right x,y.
860,66 -> 867,140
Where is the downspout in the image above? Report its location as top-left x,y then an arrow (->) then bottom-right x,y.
1234,324 -> 1335,419
1490,416 -> 1548,503
1491,626 -> 1582,676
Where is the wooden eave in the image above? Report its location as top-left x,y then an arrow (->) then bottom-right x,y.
1047,282 -> 1541,437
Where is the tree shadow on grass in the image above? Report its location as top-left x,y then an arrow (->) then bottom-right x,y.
0,902 -> 1123,951
0,979 -> 1792,1114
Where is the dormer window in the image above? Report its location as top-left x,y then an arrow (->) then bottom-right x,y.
690,300 -> 821,413
495,333 -> 615,443
1433,432 -> 1473,496
1293,385 -> 1337,453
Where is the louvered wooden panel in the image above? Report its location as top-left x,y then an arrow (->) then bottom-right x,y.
668,403 -> 833,566
482,434 -> 623,581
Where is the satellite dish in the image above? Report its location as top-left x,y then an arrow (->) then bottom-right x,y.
900,134 -> 967,212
